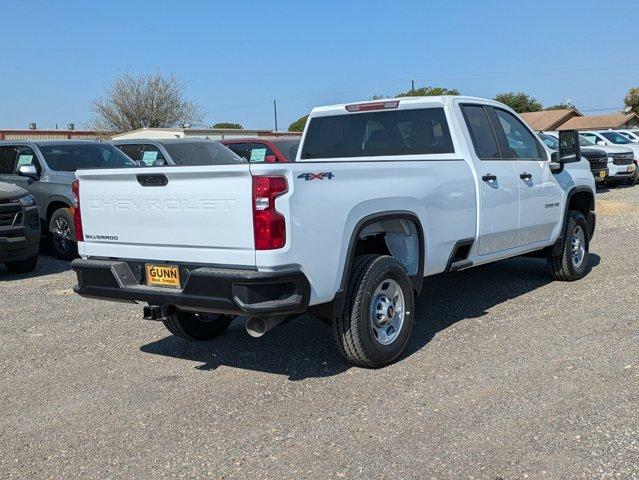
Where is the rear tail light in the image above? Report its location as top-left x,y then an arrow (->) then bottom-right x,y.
252,176 -> 287,250
71,179 -> 83,242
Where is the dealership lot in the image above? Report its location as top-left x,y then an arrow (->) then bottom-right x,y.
0,186 -> 637,478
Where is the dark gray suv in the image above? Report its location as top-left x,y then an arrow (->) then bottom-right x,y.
0,181 -> 40,273
0,141 -> 136,260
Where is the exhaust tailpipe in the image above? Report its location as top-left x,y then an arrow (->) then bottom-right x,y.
245,315 -> 292,337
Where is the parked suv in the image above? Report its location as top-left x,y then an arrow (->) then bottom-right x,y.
220,138 -> 300,163
580,130 -> 638,184
546,132 -> 636,185
538,133 -> 608,182
111,138 -> 244,166
0,182 -> 40,273
0,141 -> 137,260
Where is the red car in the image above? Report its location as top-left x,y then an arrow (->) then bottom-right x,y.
220,137 -> 300,163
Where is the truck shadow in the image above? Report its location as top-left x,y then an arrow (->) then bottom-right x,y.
140,254 -> 600,380
0,253 -> 72,281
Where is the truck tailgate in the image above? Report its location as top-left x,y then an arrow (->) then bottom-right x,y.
76,165 -> 256,266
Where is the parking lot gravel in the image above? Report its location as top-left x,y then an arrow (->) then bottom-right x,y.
1,185 -> 638,479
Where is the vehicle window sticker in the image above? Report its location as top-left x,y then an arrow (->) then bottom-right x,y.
250,148 -> 267,162
16,154 -> 34,167
142,150 -> 159,164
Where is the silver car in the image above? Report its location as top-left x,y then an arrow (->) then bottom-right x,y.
0,140 -> 136,259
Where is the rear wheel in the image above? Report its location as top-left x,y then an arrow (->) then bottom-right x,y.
333,255 -> 415,368
5,254 -> 38,274
49,208 -> 78,260
547,210 -> 590,281
162,310 -> 235,341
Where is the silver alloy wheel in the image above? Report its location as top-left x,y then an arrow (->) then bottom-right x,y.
370,278 -> 405,345
52,217 -> 72,253
570,225 -> 586,268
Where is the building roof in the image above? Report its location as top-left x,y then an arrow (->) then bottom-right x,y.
519,109 -> 581,131
557,113 -> 639,130
111,127 -> 301,141
0,129 -> 111,141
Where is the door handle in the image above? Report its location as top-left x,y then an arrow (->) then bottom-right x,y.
482,174 -> 497,182
519,172 -> 532,181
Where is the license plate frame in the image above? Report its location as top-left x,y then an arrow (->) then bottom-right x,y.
145,264 -> 181,288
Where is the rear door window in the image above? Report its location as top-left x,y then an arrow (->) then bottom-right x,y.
460,105 -> 501,159
301,107 -> 454,159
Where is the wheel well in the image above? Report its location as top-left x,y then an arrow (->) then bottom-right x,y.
353,218 -> 421,276
46,201 -> 71,225
568,191 -> 594,217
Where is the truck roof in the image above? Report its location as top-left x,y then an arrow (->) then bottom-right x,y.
309,95 -> 497,116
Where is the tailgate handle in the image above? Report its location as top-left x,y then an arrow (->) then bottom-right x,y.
137,174 -> 168,187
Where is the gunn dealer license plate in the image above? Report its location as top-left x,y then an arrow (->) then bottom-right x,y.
146,264 -> 180,288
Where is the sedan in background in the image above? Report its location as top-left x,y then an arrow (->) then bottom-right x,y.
220,138 -> 300,163
112,138 -> 245,166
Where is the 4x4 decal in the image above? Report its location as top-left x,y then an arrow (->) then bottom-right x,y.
297,172 -> 334,181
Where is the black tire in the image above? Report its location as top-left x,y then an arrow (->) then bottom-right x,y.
5,254 -> 38,274
633,164 -> 639,185
333,255 -> 415,368
547,210 -> 590,281
162,310 -> 234,341
49,208 -> 78,260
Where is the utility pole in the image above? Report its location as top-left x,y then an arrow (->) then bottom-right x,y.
273,100 -> 278,132
411,80 -> 415,92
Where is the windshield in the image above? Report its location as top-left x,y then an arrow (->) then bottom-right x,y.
579,135 -> 595,147
39,143 -> 138,171
600,131 -> 632,144
538,133 -> 559,150
162,141 -> 246,166
272,140 -> 300,161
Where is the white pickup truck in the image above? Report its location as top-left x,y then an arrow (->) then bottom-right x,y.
72,96 -> 596,368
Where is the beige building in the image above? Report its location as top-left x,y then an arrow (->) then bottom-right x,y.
520,109 -> 639,132
111,127 -> 301,141
0,128 -> 110,141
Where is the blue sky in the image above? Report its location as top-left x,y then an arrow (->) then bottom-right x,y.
1,0 -> 637,130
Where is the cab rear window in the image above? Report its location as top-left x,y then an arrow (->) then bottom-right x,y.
301,107 -> 454,159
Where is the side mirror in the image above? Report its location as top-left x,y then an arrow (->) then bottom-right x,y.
265,155 -> 278,163
17,164 -> 39,180
558,130 -> 581,164
596,140 -> 606,146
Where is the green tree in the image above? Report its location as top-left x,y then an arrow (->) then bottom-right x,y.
396,85 -> 460,97
493,92 -> 542,113
544,103 -> 576,111
624,87 -> 639,115
288,115 -> 309,132
212,122 -> 243,129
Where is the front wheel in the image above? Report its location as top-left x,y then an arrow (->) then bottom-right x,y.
333,255 -> 415,368
547,210 -> 590,281
49,208 -> 78,260
162,310 -> 235,341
